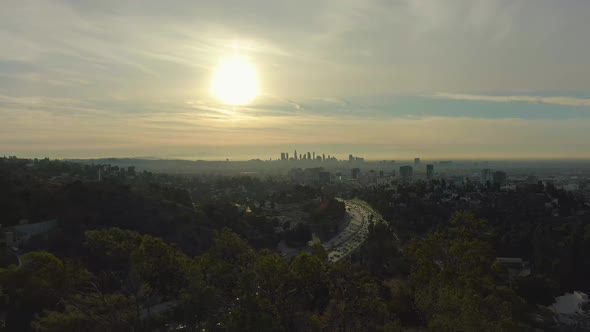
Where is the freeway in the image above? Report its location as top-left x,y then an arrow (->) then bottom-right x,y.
349,198 -> 399,242
323,199 -> 377,263
324,198 -> 400,263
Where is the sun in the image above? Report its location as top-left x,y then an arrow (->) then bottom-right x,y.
211,56 -> 258,105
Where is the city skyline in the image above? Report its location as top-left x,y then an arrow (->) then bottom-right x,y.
2,1 -> 590,160
6,145 -> 590,162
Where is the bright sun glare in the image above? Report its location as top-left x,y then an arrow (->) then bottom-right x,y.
212,56 -> 258,105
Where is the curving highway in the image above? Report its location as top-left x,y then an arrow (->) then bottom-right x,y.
324,199 -> 394,263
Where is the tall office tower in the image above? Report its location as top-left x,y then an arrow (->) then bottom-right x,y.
286,152 -> 289,160
319,171 -> 331,185
307,152 -> 311,160
526,175 -> 539,184
400,166 -> 413,179
322,154 -> 325,161
349,154 -> 354,162
492,171 -> 507,186
294,150 -> 298,160
300,154 -> 302,160
414,158 -> 421,166
280,153 -> 285,161
481,168 -> 491,182
312,152 -> 315,160
426,164 -> 434,180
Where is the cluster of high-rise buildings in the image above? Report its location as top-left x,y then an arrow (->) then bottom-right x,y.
348,154 -> 364,162
278,150 -> 351,162
481,169 -> 507,185
348,160 -> 435,184
398,163 -> 434,181
404,158 -> 435,180
286,154 -> 515,188
289,167 -> 332,185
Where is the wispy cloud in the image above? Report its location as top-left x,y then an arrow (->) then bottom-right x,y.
255,94 -> 305,112
2,0 -> 590,159
0,94 -> 114,116
432,93 -> 590,107
286,100 -> 303,111
310,97 -> 350,106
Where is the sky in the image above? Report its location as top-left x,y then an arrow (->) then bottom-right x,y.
1,0 -> 590,160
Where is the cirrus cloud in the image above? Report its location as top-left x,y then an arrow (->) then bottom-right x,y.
432,93 -> 590,107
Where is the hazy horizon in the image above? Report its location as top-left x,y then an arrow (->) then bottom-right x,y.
2,1 -> 590,159
10,150 -> 590,163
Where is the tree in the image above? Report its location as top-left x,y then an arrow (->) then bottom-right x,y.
407,212 -> 523,331
196,231 -> 284,331
131,235 -> 194,297
85,228 -> 141,269
86,228 -> 195,297
175,269 -> 222,331
321,264 -> 401,331
290,253 -> 330,312
513,275 -> 560,306
0,251 -> 93,331
284,223 -> 312,248
311,241 -> 329,262
31,286 -> 136,332
363,220 -> 402,275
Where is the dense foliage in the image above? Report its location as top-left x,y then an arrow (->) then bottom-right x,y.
358,179 -> 590,297
1,157 -> 588,330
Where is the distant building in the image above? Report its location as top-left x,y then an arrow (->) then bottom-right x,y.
307,152 -> 311,160
312,152 -> 315,160
426,164 -> 434,180
481,168 -> 492,183
289,168 -> 304,183
400,166 -> 413,180
322,154 -> 326,161
367,170 -> 377,184
294,150 -> 298,160
303,167 -> 322,185
493,171 -> 507,185
280,152 -> 286,161
526,175 -> 539,184
319,171 -> 331,184
351,168 -> 361,180
349,154 -> 354,162
286,152 -> 289,160
414,158 -> 421,166
495,257 -> 530,281
4,219 -> 57,248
